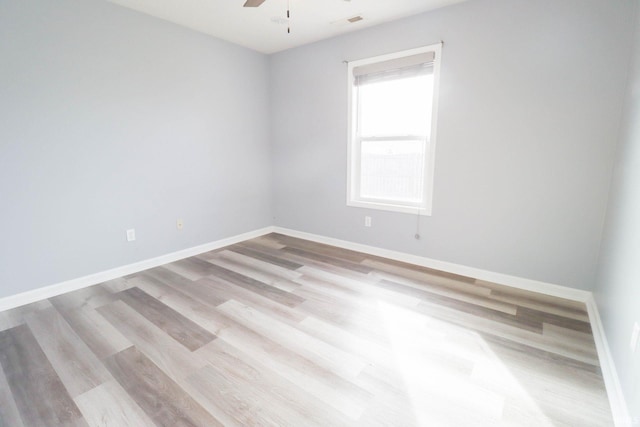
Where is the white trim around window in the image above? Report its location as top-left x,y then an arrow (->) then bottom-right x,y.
346,43 -> 442,215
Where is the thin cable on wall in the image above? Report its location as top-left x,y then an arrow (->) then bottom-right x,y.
287,0 -> 291,34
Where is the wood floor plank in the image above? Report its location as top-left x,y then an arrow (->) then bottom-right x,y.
99,278 -> 136,294
499,401 -> 556,427
294,293 -> 389,344
204,263 -> 305,308
58,306 -> 133,359
0,299 -> 52,332
49,285 -> 117,311
104,346 -> 223,427
117,287 -> 216,351
479,334 -> 611,426
25,307 -> 111,398
369,269 -> 498,310
475,279 -> 588,311
218,299 -> 368,379
74,380 -> 157,427
291,281 -> 424,345
543,322 -> 596,345
268,233 -> 369,263
281,246 -> 374,274
488,289 -> 590,322
296,265 -> 421,308
241,235 -> 286,249
213,317 -> 373,420
362,259 -> 488,295
295,274 -> 363,299
186,363 -> 310,427
210,249 -> 302,281
196,276 -> 307,323
0,324 -> 88,427
203,255 -> 301,293
195,339 -> 352,427
163,257 -> 219,281
0,358 -> 24,427
360,387 -> 502,427
541,323 -> 598,359
517,306 -> 592,334
415,300 -> 600,365
295,315 -> 399,379
375,279 -> 539,332
129,275 -> 233,336
228,244 -> 303,270
97,301 -> 208,382
141,266 -> 228,307
283,251 -> 373,281
355,391 -> 420,427
351,321 -> 506,424
359,253 -> 476,283
480,332 -> 603,375
298,307 -> 478,384
356,361 -> 492,426
368,267 -> 492,299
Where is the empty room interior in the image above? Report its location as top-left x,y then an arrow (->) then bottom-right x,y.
2,0 -> 640,425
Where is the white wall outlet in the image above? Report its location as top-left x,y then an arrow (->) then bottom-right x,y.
176,218 -> 184,230
365,216 -> 372,227
631,322 -> 640,353
126,228 -> 136,242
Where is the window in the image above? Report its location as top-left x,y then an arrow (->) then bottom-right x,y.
347,44 -> 442,215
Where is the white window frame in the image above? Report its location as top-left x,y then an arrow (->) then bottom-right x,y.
347,43 -> 442,215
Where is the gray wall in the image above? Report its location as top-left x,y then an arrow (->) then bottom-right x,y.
595,0 -> 640,420
0,0 -> 272,299
269,0 -> 634,290
1,0 -> 635,301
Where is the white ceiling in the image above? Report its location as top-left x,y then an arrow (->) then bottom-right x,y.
105,0 -> 465,54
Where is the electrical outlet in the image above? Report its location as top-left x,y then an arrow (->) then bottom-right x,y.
631,322 -> 640,353
126,229 -> 136,242
365,216 -> 372,227
176,218 -> 184,230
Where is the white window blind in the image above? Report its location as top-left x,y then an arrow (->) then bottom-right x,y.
352,51 -> 435,85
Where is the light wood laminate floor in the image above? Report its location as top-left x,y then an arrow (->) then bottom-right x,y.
0,233 -> 612,426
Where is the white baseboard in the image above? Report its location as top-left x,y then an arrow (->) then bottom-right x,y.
585,295 -> 632,427
273,226 -> 591,302
0,226 -> 275,312
0,224 -> 590,312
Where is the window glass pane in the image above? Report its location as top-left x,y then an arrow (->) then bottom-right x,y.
359,139 -> 426,204
359,74 -> 433,137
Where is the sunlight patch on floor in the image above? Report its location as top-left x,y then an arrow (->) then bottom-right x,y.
377,300 -> 554,426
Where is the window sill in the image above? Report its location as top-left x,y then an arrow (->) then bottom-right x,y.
347,199 -> 431,216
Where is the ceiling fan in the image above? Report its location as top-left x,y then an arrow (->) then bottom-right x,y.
244,0 -> 293,33
243,0 -> 267,7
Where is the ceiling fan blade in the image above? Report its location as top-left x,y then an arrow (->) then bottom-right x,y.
243,0 -> 267,7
